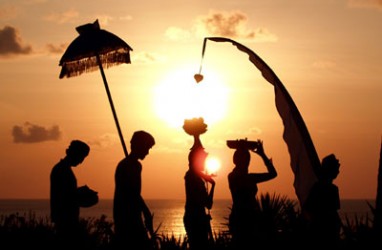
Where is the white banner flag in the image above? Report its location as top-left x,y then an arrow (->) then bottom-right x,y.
204,37 -> 320,207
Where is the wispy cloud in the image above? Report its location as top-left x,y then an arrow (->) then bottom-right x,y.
87,133 -> 119,148
42,9 -> 79,24
94,14 -> 133,26
165,10 -> 278,43
0,25 -> 32,57
131,51 -> 167,64
12,122 -> 62,143
118,15 -> 133,21
45,42 -> 67,54
165,27 -> 192,41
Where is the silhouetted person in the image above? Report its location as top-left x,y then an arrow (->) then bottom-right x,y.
227,139 -> 277,249
184,146 -> 216,250
113,130 -> 155,250
182,117 -> 215,250
50,140 -> 92,249
303,153 -> 341,247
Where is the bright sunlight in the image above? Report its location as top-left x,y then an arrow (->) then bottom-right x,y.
153,66 -> 229,128
205,156 -> 221,176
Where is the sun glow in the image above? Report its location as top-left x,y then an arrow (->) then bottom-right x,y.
153,67 -> 229,128
205,156 -> 221,176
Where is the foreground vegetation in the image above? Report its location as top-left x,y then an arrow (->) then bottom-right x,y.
0,193 -> 380,249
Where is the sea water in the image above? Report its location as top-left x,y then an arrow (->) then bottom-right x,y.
0,198 -> 375,238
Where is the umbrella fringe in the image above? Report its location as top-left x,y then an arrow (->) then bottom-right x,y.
59,50 -> 131,78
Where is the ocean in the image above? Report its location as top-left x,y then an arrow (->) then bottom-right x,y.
0,198 -> 375,238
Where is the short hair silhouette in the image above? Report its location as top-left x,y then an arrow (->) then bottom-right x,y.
320,153 -> 340,179
130,130 -> 155,148
66,140 -> 90,156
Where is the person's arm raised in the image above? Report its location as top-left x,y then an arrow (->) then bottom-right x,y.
252,140 -> 277,179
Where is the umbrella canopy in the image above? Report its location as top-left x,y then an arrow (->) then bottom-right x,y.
59,19 -> 133,157
59,19 -> 132,78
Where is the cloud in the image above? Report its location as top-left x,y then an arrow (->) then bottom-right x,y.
165,10 -> 277,43
165,27 -> 192,41
87,133 -> 119,148
131,51 -> 167,64
45,42 -> 67,54
0,26 -> 32,57
12,122 -> 62,143
195,11 -> 254,38
119,15 -> 133,21
194,10 -> 277,42
42,9 -> 79,24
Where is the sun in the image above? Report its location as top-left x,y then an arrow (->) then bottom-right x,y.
153,66 -> 229,128
205,156 -> 221,176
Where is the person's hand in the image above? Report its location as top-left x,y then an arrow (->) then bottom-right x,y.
198,171 -> 215,185
206,175 -> 216,186
252,139 -> 265,155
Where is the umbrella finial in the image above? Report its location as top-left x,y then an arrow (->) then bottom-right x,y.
76,19 -> 100,35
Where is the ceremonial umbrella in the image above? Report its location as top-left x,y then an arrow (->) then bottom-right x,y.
59,19 -> 132,157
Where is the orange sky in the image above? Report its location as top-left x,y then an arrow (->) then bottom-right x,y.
0,0 -> 381,201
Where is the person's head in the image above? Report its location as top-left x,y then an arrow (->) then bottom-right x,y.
188,146 -> 208,172
320,153 -> 340,180
66,140 -> 90,166
130,130 -> 155,160
233,148 -> 250,169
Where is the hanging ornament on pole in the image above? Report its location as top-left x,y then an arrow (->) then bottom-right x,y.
194,38 -> 208,84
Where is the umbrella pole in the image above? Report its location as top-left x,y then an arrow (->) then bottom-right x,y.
96,54 -> 128,157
